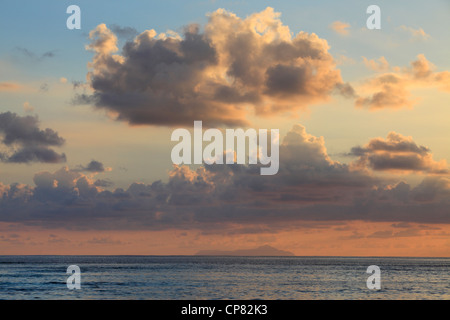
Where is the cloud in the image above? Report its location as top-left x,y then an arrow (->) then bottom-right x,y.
94,179 -> 114,188
39,83 -> 49,93
48,234 -> 71,244
14,47 -> 56,62
367,228 -> 421,238
85,24 -> 118,54
356,54 -> 450,109
1,125 -> 450,232
84,160 -> 106,172
109,24 -> 138,39
0,112 -> 66,164
23,102 -> 35,113
77,8 -> 351,127
334,82 -> 357,98
410,176 -> 450,202
4,147 -> 66,164
71,80 -> 87,90
399,26 -> 431,41
355,73 -> 413,109
0,82 -> 21,92
0,124 -> 440,230
349,132 -> 448,174
330,21 -> 350,35
362,56 -> 389,72
335,54 -> 356,67
32,166 -> 101,202
86,237 -> 124,245
0,112 -> 64,146
0,233 -> 25,245
74,160 -> 110,173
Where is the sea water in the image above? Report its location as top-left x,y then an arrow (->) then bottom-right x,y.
0,256 -> 449,300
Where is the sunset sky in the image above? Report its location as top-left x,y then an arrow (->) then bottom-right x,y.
1,0 -> 450,256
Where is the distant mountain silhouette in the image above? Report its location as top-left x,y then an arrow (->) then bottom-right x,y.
195,245 -> 295,256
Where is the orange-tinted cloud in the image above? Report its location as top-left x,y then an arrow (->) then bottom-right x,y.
399,25 -> 431,41
0,82 -> 21,92
77,8 -> 351,127
356,54 -> 450,109
330,21 -> 350,35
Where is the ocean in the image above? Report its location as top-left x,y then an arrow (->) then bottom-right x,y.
0,256 -> 449,300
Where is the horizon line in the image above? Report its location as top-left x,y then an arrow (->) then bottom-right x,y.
1,254 -> 449,258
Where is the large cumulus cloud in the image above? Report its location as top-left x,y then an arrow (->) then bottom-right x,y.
77,8 -> 351,126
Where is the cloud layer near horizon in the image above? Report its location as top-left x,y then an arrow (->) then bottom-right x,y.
77,7 -> 351,127
1,125 -> 449,232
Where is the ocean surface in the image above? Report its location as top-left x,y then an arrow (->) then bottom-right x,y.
0,256 -> 449,300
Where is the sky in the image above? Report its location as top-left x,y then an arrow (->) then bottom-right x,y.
1,0 -> 450,256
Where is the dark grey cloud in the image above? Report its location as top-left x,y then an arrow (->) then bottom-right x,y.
6,146 -> 66,163
0,124 -> 449,231
0,112 -> 66,164
110,24 -> 138,39
349,131 -> 448,174
71,80 -> 86,90
14,47 -> 56,62
75,160 -> 106,173
94,179 -> 114,188
0,112 -> 64,146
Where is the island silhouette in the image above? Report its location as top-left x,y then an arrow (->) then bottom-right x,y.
195,245 -> 295,256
